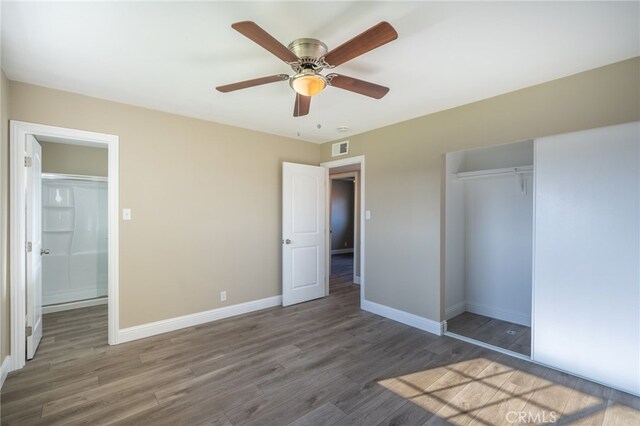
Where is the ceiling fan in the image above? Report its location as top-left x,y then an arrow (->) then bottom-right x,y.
216,21 -> 398,117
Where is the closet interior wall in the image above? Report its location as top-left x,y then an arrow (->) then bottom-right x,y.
445,140 -> 534,326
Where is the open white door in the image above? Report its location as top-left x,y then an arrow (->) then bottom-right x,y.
26,135 -> 43,359
282,162 -> 327,306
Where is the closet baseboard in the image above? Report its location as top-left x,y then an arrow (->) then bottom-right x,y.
466,301 -> 530,327
43,297 -> 108,314
362,300 -> 443,336
445,302 -> 466,320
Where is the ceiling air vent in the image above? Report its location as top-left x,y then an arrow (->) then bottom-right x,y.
332,140 -> 349,157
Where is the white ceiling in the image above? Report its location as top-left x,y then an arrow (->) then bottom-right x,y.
2,1 -> 638,143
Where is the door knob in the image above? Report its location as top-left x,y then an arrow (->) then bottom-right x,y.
40,249 -> 50,255
284,239 -> 292,244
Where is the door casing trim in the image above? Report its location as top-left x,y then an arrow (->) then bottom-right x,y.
321,155 -> 365,306
9,121 -> 120,371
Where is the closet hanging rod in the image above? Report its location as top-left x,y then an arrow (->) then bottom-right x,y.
454,165 -> 533,181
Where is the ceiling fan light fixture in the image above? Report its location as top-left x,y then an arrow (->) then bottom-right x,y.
290,70 -> 326,97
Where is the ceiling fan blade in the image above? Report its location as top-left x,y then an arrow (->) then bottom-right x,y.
231,21 -> 299,63
293,93 -> 311,117
327,74 -> 389,99
216,74 -> 289,93
323,22 -> 398,67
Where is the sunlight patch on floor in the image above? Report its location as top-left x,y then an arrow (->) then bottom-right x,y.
376,357 -> 633,425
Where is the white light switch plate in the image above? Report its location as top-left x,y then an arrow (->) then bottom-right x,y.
365,210 -> 371,220
122,208 -> 132,220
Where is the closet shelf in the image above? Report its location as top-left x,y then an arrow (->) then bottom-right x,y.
455,165 -> 533,181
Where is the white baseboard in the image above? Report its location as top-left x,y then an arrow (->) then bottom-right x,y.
445,302 -> 466,320
465,301 -> 531,327
353,275 -> 361,285
43,297 -> 108,314
1,356 -> 12,389
331,249 -> 354,255
117,295 -> 282,344
362,300 -> 443,336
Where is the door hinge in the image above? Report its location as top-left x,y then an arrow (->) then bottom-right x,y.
26,326 -> 32,337
26,241 -> 32,252
24,156 -> 32,167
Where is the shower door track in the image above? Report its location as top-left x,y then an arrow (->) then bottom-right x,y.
42,173 -> 107,182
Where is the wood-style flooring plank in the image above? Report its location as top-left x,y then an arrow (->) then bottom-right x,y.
601,389 -> 640,426
423,354 -> 517,425
117,384 -> 259,426
467,359 -> 550,426
288,402 -> 347,426
448,312 -> 531,356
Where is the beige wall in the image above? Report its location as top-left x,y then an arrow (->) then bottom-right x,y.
1,70 -> 9,361
2,57 -> 637,360
40,142 -> 108,176
8,81 -> 320,328
320,57 -> 640,322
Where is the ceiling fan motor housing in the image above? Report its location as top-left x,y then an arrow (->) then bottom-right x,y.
287,38 -> 328,71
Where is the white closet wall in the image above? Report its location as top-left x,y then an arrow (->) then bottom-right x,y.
465,175 -> 533,326
533,121 -> 640,395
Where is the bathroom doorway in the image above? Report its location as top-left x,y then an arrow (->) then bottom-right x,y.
9,121 -> 119,371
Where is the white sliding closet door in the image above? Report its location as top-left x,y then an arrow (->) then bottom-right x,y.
533,121 -> 640,395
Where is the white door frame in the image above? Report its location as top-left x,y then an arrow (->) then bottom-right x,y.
320,155 -> 365,306
9,121 -> 120,371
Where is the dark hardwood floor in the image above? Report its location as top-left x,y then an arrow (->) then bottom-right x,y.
447,312 -> 532,357
330,253 -> 355,289
2,267 -> 639,425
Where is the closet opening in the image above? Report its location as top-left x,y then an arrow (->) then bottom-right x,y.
443,140 -> 533,358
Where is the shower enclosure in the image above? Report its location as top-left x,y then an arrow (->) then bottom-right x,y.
42,174 -> 108,306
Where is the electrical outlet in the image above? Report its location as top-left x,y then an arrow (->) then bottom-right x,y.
220,291 -> 227,302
